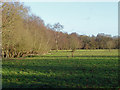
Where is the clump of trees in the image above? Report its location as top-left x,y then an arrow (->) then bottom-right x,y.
1,2 -> 119,58
2,2 -> 53,58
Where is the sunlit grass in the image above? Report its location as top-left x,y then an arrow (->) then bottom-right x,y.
2,49 -> 119,88
46,49 -> 118,56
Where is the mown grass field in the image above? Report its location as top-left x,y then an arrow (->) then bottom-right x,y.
2,49 -> 119,88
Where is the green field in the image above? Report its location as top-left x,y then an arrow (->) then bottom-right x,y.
2,49 -> 119,88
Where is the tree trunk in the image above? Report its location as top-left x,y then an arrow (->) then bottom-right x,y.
6,50 -> 9,58
72,51 -> 74,57
55,38 -> 58,52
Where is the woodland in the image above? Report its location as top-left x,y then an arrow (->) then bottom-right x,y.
1,2 -> 119,58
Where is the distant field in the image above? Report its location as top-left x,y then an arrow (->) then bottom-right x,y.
2,49 -> 119,88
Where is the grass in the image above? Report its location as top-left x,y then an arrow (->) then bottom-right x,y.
2,49 -> 119,88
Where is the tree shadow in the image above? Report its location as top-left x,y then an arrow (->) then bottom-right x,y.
2,60 -> 118,88
38,55 -> 118,58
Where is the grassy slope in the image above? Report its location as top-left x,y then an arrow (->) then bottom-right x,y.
2,49 -> 118,88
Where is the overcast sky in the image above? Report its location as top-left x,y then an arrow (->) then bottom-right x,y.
24,2 -> 118,36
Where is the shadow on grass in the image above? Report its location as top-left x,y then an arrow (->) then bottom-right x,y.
27,55 -> 118,58
2,60 -> 118,88
2,70 -> 118,88
3,55 -> 118,61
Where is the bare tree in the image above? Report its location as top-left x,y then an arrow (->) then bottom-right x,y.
106,40 -> 115,51
52,23 -> 63,52
69,33 -> 80,57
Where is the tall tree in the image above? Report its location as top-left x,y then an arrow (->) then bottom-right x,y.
52,23 -> 63,52
69,33 -> 80,57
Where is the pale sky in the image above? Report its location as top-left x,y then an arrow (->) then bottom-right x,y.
24,2 -> 118,36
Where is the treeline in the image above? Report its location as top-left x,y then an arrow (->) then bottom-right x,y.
2,2 -> 119,58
